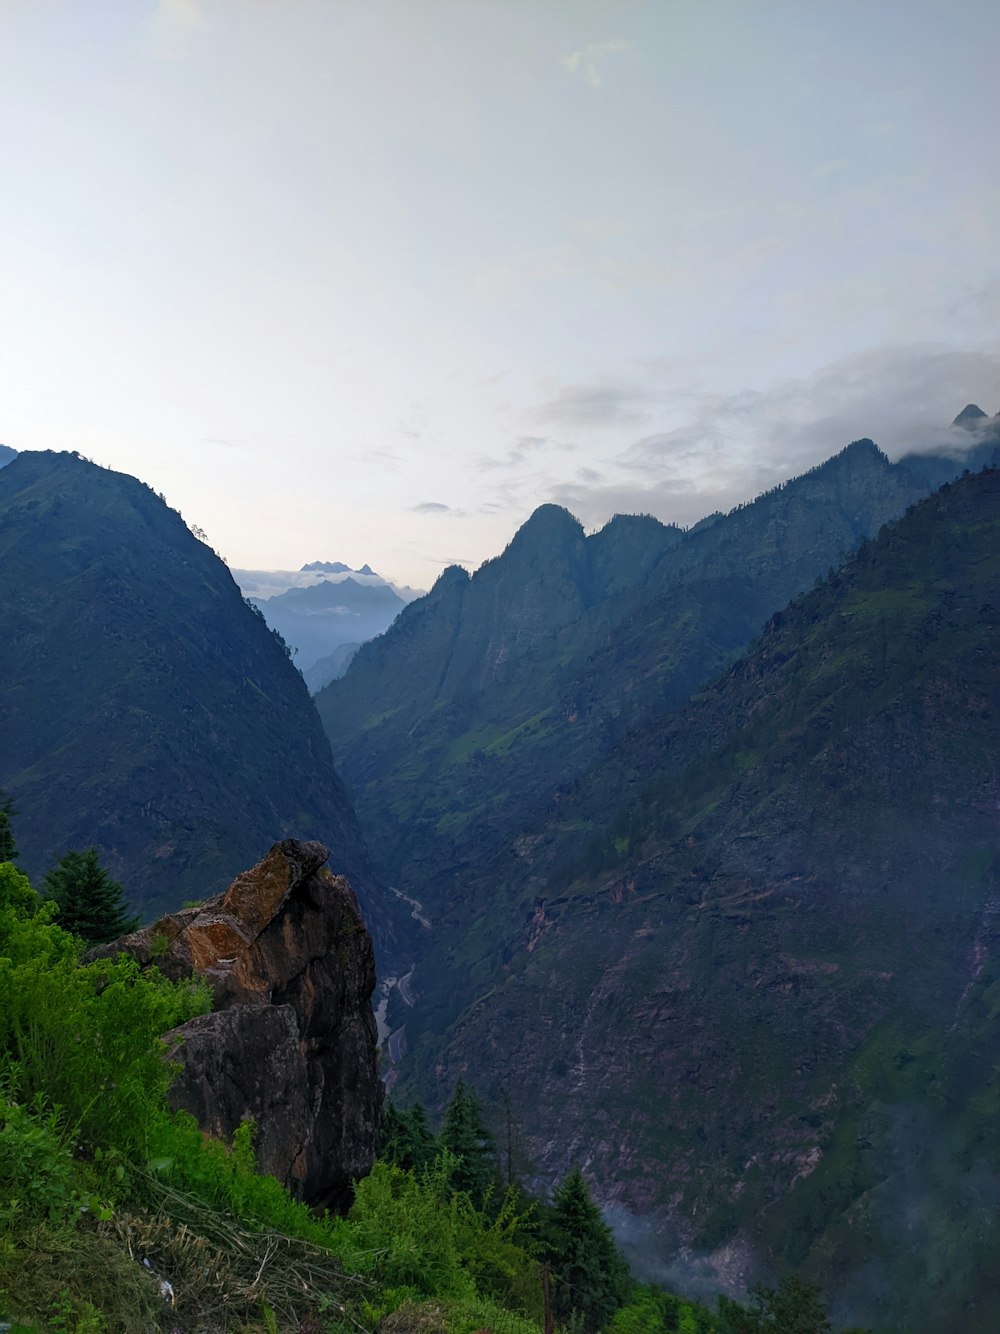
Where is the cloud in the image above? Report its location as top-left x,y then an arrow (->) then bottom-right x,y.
560,38 -> 631,88
149,0 -> 204,59
411,501 -> 452,514
352,446 -> 403,471
534,381 -> 653,429
470,434 -> 578,475
531,342 -> 1000,531
398,401 -> 431,442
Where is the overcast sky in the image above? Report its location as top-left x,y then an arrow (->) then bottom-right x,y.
2,1 -> 998,589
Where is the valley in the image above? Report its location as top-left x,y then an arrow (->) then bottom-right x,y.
1,421 -> 998,1330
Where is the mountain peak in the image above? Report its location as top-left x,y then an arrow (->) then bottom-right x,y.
840,437 -> 885,459
508,503 -> 584,555
953,403 -> 988,428
523,502 -> 582,529
815,438 -> 890,475
432,564 -> 470,591
300,560 -> 351,574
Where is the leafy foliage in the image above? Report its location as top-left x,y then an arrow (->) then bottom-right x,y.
0,850 -> 850,1331
379,1097 -> 438,1172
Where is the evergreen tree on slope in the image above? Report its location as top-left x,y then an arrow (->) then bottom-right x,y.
544,1165 -> 630,1333
0,791 -> 18,863
43,848 -> 140,943
379,1099 -> 438,1173
439,1079 -> 498,1203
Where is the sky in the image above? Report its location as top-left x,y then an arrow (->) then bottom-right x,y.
1,0 -> 998,590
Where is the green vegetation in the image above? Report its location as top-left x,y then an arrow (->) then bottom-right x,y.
3,855 -> 840,1332
0,791 -> 17,863
439,1080 -> 499,1204
543,1166 -> 630,1332
42,849 -> 140,943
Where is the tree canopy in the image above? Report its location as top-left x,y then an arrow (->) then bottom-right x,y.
42,848 -> 140,943
378,1098 -> 438,1173
439,1080 -> 498,1203
719,1276 -> 836,1333
544,1165 -> 630,1333
0,790 -> 17,863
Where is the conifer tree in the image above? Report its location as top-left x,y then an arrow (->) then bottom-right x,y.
439,1079 -> 498,1202
42,848 -> 140,943
544,1166 -> 630,1333
379,1099 -> 438,1172
0,790 -> 18,863
719,1276 -> 834,1333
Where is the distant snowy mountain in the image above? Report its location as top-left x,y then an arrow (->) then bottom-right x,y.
231,561 -> 424,690
232,561 -> 422,605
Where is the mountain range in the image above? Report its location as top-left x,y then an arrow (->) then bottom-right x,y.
2,409 -> 999,1328
412,466 -> 999,1328
316,421 -> 1000,947
315,412 -> 999,1326
232,561 -> 419,692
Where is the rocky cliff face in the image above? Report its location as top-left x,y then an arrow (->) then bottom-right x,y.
316,436 -> 974,943
412,470 -> 1000,1328
97,839 -> 382,1209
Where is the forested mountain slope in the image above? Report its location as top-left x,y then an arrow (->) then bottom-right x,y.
0,451 -> 379,927
408,468 -> 1000,1331
318,434 -> 997,929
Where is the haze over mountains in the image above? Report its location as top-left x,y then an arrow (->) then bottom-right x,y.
316,416 -> 1000,939
312,410 -> 998,1326
422,467 -> 1000,1328
232,561 -> 421,693
1,409 -> 998,1328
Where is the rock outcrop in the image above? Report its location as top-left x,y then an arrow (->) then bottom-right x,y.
96,839 -> 382,1209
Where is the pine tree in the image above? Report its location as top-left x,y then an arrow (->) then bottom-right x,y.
719,1276 -> 834,1333
439,1079 -> 498,1203
544,1166 -> 630,1333
0,790 -> 18,863
42,848 -> 140,943
379,1099 -> 437,1172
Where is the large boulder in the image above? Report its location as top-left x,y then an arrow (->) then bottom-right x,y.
95,839 -> 382,1208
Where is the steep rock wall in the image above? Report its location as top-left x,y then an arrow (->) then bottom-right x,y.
96,839 -> 382,1209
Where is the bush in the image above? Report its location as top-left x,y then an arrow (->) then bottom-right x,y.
0,867 -> 209,1161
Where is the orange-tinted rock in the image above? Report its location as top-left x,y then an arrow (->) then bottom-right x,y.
94,839 -> 382,1208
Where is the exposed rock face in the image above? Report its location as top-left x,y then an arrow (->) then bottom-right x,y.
99,839 -> 382,1209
